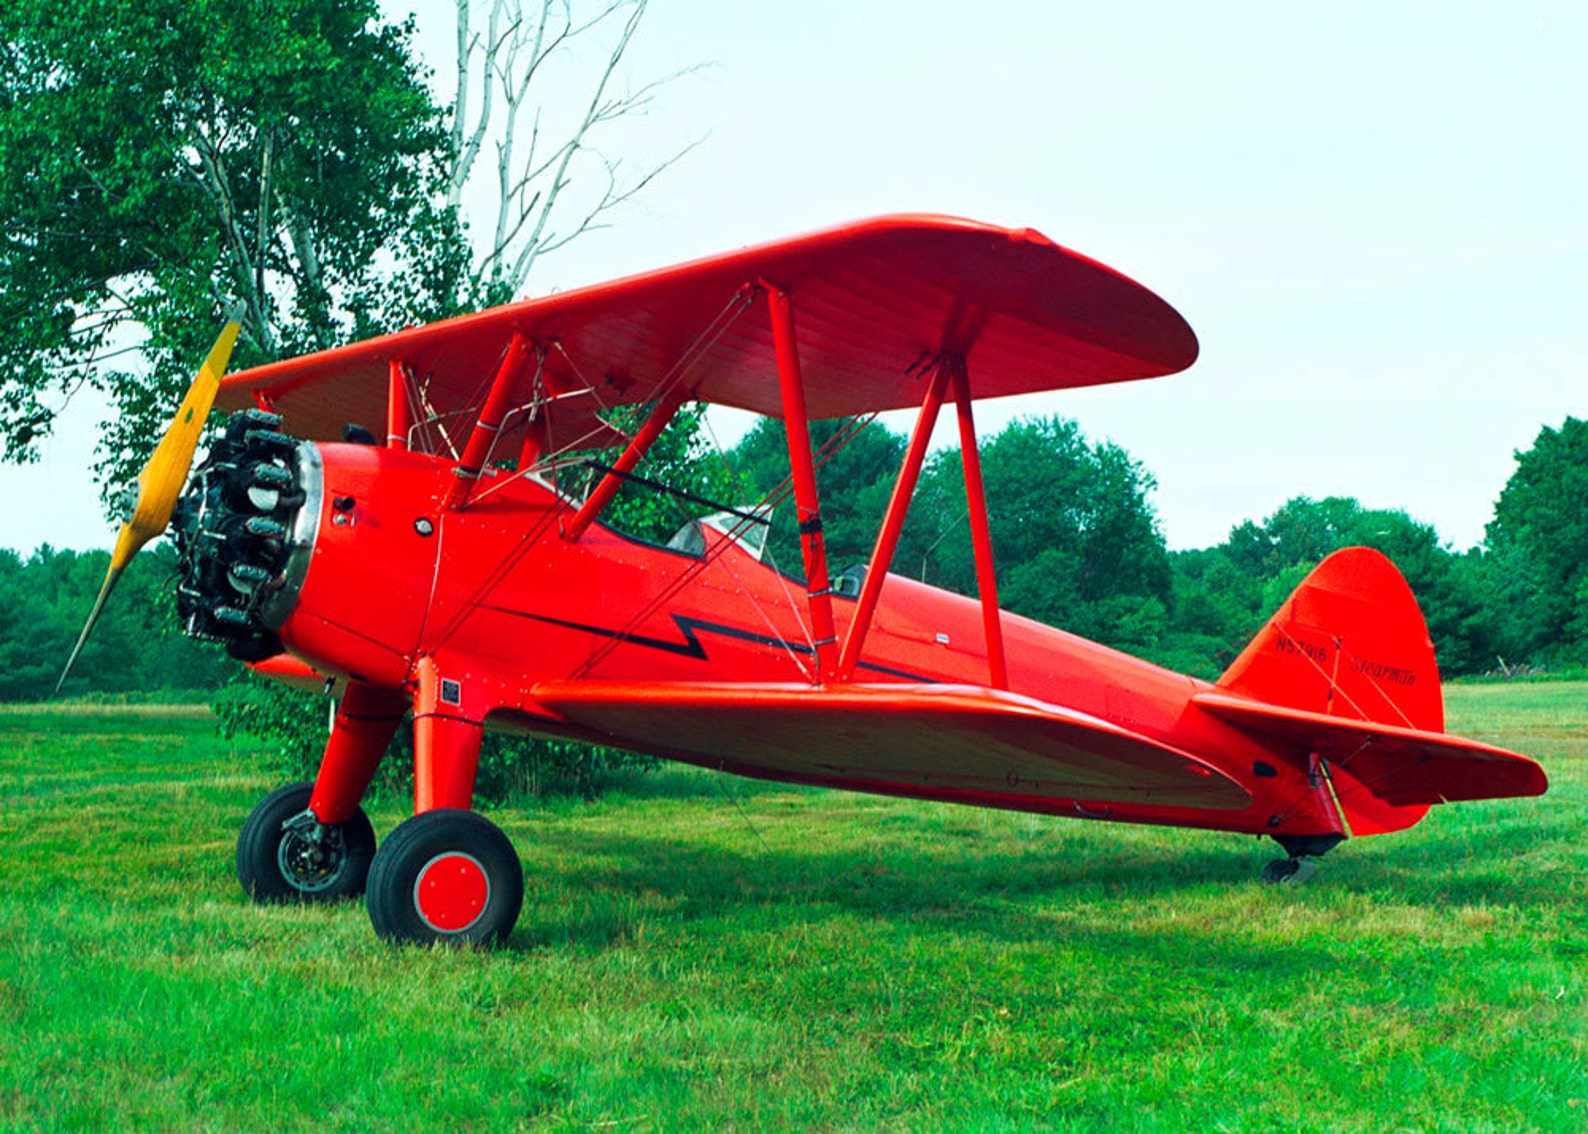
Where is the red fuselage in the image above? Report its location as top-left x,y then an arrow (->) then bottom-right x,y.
268,442 -> 1342,843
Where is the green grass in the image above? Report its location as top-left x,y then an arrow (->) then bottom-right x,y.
1,685 -> 1585,1132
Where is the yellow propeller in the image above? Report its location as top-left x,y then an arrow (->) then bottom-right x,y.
57,323 -> 241,692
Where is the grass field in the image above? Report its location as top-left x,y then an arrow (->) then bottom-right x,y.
0,684 -> 1584,1132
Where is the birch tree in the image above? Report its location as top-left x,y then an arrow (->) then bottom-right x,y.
445,0 -> 698,300
1,0 -> 697,498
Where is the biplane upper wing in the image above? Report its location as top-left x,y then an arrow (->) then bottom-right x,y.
532,680 -> 1250,810
216,214 -> 1197,442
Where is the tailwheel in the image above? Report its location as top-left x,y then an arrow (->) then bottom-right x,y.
1260,833 -> 1340,886
237,782 -> 376,903
366,809 -> 524,946
1260,857 -> 1318,886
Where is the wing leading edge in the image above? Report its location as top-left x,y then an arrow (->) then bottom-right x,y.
532,681 -> 1250,810
216,215 -> 1198,443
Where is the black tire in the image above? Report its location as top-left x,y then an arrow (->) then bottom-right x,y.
366,809 -> 524,946
236,782 -> 377,903
1260,857 -> 1317,886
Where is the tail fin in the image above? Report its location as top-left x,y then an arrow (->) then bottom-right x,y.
1216,547 -> 1443,731
1196,548 -> 1545,836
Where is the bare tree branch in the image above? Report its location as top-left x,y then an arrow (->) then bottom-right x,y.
256,127 -> 274,310
447,0 -> 700,297
190,123 -> 276,356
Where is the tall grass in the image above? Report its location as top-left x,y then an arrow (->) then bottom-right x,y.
1,685 -> 1583,1131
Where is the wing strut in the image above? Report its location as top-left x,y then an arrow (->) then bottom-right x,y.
386,359 -> 411,451
951,362 -> 1008,689
562,385 -> 688,541
765,282 -> 840,684
838,358 -> 953,679
833,355 -> 1008,690
445,332 -> 536,509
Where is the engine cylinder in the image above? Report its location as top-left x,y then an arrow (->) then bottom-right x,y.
173,411 -> 318,661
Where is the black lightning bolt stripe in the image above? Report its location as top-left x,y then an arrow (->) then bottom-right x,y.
483,607 -> 932,682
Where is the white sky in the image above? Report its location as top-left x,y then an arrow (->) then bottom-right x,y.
6,0 -> 1582,554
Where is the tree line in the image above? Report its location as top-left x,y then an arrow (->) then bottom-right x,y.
10,0 -> 1581,685
5,0 -> 1584,794
713,411 -> 1588,681
15,410 -> 1587,706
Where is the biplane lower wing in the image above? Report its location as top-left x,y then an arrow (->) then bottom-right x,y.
532,681 -> 1251,810
1193,692 -> 1548,807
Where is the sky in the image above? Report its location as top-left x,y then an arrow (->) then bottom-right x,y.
6,0 -> 1583,555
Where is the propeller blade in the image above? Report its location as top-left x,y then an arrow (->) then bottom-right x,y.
56,323 -> 241,693
56,565 -> 125,695
120,322 -> 240,565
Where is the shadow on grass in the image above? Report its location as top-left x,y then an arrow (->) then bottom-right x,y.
512,820 -> 1244,947
500,823 -> 1512,1000
503,790 -> 1579,957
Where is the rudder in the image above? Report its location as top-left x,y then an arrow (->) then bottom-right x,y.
1216,547 -> 1443,733
1214,547 -> 1443,837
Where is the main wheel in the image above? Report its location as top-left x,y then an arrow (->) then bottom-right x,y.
237,782 -> 377,903
366,809 -> 524,946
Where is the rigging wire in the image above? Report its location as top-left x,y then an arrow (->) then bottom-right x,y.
569,409 -> 883,681
429,289 -> 757,654
713,763 -> 773,855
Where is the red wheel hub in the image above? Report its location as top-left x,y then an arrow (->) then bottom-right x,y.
413,852 -> 490,933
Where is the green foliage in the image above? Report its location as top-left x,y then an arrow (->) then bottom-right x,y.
725,414 -> 1174,657
0,0 -> 470,492
1483,416 -> 1588,665
595,404 -> 741,546
0,543 -> 231,701
6,0 -> 1584,728
1160,496 -> 1501,678
910,416 -> 1172,653
726,416 -> 905,571
212,671 -> 658,805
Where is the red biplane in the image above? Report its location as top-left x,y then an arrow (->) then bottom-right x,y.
65,215 -> 1547,944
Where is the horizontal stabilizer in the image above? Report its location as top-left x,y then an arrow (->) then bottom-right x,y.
1194,691 -> 1547,808
533,681 -> 1250,810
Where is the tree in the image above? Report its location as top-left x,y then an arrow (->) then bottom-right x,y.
0,0 -> 468,492
2,0 -> 699,500
444,0 -> 698,302
595,404 -> 741,545
723,414 -> 1176,657
0,544 -> 230,701
4,0 -> 705,803
910,417 -> 1172,652
728,417 -> 906,573
1177,495 -> 1494,677
1483,417 -> 1588,664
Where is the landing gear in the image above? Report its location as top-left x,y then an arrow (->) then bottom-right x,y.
1260,856 -> 1317,885
366,809 -> 524,946
237,782 -> 377,902
1259,833 -> 1343,886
